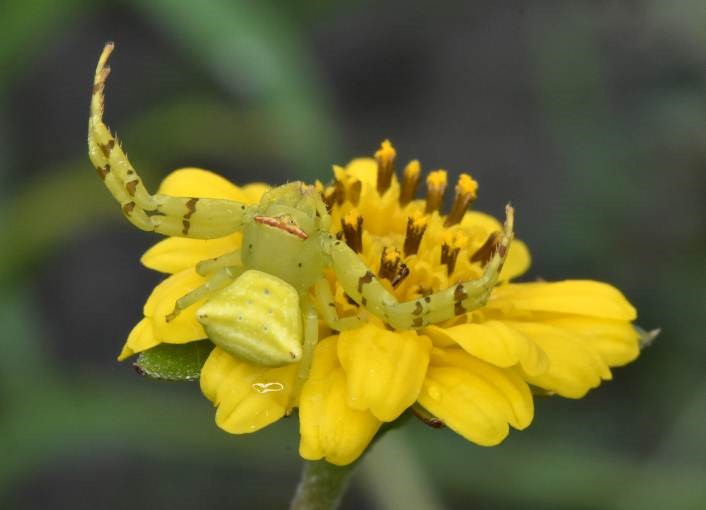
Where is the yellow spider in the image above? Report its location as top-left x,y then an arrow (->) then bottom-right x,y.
88,43 -> 514,392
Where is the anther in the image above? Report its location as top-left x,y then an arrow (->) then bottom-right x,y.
341,210 -> 364,253
470,231 -> 501,266
379,246 -> 402,281
375,140 -> 396,195
425,170 -> 447,214
440,231 -> 468,276
399,160 -> 421,206
403,215 -> 427,257
444,173 -> 478,227
349,179 -> 362,206
322,186 -> 337,212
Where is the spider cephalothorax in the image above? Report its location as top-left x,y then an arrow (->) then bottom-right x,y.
88,43 -> 514,404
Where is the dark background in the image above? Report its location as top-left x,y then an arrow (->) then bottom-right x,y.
1,1 -> 705,509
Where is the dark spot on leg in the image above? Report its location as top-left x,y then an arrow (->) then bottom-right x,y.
357,271 -> 374,294
412,317 -> 424,328
361,297 -> 367,306
122,201 -> 135,216
454,283 -> 468,316
413,300 -> 424,316
184,197 -> 199,219
182,219 -> 191,235
96,164 -> 110,180
125,179 -> 139,196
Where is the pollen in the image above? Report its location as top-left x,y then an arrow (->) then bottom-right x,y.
379,246 -> 402,281
375,139 -> 397,195
425,170 -> 448,214
444,173 -> 479,227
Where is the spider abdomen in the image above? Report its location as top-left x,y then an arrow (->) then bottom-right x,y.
197,270 -> 303,367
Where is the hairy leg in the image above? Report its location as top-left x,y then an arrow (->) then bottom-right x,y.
325,205 -> 514,330
88,43 -> 253,238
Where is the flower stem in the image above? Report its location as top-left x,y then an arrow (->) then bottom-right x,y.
289,460 -> 356,510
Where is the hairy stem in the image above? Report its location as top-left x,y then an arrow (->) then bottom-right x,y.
289,460 -> 357,510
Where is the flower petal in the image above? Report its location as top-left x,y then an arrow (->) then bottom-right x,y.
489,280 -> 637,321
141,233 -> 242,274
418,347 -> 533,445
158,167 -> 253,201
143,268 -> 207,343
117,318 -> 158,361
337,323 -> 431,421
501,239 -> 531,282
506,321 -> 612,398
425,321 -> 548,376
542,317 -> 640,367
299,337 -> 382,466
201,347 -> 297,434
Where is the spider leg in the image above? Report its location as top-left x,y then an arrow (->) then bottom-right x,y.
165,266 -> 244,322
326,205 -> 514,330
88,43 -> 253,239
196,249 -> 242,276
287,297 -> 319,414
314,278 -> 363,331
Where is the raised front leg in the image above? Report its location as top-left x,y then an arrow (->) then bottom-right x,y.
88,43 -> 253,239
325,205 -> 515,330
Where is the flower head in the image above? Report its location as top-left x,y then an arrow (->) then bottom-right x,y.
120,143 -> 641,466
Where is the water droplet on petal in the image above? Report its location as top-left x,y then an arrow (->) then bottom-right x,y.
252,381 -> 285,394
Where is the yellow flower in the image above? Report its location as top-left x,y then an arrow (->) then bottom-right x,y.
119,143 -> 641,466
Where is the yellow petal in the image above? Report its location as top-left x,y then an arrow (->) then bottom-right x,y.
201,347 -> 297,433
141,233 -> 241,274
337,323 -> 431,421
418,347 -> 533,445
507,321 -> 612,398
542,317 -> 640,366
143,268 -> 207,343
117,318 -> 158,360
501,239 -> 531,282
425,321 -> 548,376
343,158 -> 378,187
299,337 -> 382,466
430,347 -> 534,430
158,167 -> 251,201
489,280 -> 637,321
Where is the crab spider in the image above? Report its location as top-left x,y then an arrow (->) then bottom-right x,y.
88,43 -> 514,397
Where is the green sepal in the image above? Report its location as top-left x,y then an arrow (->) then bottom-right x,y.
134,340 -> 214,381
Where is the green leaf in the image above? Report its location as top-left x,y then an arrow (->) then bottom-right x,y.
134,340 -> 214,381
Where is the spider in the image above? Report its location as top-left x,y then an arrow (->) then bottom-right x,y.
88,43 -> 514,395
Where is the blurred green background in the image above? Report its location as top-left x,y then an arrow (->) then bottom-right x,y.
1,1 -> 705,508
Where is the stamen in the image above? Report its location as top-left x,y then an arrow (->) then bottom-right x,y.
425,170 -> 447,214
403,215 -> 428,257
379,246 -> 402,281
444,173 -> 478,227
440,231 -> 468,275
470,231 -> 501,266
375,140 -> 397,195
399,160 -> 421,206
349,179 -> 362,206
322,186 -> 337,212
341,210 -> 364,253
